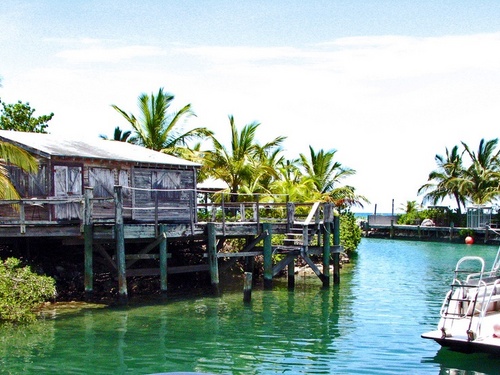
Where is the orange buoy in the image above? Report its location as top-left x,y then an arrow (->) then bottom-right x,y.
465,236 -> 474,245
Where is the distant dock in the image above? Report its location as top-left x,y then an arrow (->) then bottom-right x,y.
362,215 -> 500,244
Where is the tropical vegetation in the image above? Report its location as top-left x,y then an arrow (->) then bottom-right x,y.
0,99 -> 53,133
419,138 -> 500,213
111,88 -> 212,155
0,257 -> 55,323
0,137 -> 38,200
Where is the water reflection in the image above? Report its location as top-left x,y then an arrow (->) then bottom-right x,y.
2,239 -> 500,374
422,347 -> 500,375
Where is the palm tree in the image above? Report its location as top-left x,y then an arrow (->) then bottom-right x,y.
400,200 -> 420,214
298,146 -> 355,194
112,88 -> 212,154
100,126 -> 135,143
327,185 -> 368,212
0,141 -> 38,199
459,138 -> 500,204
203,115 -> 286,202
418,145 -> 466,214
269,159 -> 313,203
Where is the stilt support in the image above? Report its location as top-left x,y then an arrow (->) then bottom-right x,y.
322,221 -> 331,288
114,186 -> 128,303
84,187 -> 93,299
207,222 -> 220,295
287,257 -> 295,289
333,215 -> 341,284
243,272 -> 252,303
159,224 -> 168,293
263,223 -> 273,290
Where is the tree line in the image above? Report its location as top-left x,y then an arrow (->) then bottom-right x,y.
418,138 -> 500,215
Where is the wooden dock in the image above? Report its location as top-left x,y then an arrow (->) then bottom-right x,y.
363,221 -> 500,244
0,187 -> 343,301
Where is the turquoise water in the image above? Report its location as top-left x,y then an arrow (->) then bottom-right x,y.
2,238 -> 500,374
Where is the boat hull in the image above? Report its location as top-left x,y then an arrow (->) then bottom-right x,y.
422,330 -> 500,354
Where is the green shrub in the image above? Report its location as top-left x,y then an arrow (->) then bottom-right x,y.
0,258 -> 56,324
340,212 -> 362,255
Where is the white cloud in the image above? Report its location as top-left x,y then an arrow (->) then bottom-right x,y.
4,32 -> 500,213
56,42 -> 167,63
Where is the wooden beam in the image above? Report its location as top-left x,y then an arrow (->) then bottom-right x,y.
159,224 -> 167,293
302,253 -> 327,283
125,232 -> 167,268
207,222 -> 219,294
95,243 -> 117,271
333,215 -> 340,284
272,253 -> 294,276
114,185 -> 127,302
263,223 -> 272,289
84,187 -> 94,296
322,221 -> 331,288
126,264 -> 209,277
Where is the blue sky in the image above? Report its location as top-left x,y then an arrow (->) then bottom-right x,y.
2,1 -> 500,213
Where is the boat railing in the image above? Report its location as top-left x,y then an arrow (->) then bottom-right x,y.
440,256 -> 486,320
470,279 -> 500,338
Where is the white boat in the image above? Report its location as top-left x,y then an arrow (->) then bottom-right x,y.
422,244 -> 500,353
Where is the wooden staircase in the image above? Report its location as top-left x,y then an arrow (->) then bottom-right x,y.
273,202 -> 329,283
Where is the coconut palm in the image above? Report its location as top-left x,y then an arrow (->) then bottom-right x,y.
100,126 -> 135,143
298,146 -> 355,194
203,115 -> 286,202
418,145 -> 466,214
327,185 -> 368,212
0,141 -> 38,199
459,138 -> 500,204
112,88 -> 212,154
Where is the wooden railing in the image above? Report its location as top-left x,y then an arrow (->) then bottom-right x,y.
0,186 -> 336,235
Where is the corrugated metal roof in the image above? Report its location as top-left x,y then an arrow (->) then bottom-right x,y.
0,130 -> 200,167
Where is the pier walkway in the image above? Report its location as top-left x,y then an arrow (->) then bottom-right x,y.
0,186 -> 342,300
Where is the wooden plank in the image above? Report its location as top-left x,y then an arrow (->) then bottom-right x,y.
272,253 -> 294,276
125,254 -> 160,260
215,251 -> 262,258
126,232 -> 167,268
126,264 -> 209,277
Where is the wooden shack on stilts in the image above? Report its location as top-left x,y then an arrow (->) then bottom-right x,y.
0,130 -> 343,302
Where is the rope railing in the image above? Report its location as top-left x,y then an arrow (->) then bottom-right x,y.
0,186 -> 333,235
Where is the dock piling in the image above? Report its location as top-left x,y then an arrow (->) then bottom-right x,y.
263,223 -> 273,290
207,222 -> 220,295
243,272 -> 252,302
159,224 -> 168,293
322,221 -> 331,288
84,187 -> 94,299
114,186 -> 128,303
333,216 -> 341,284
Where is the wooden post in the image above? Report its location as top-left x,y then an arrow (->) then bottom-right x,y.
263,223 -> 273,289
159,224 -> 168,293
333,215 -> 341,284
19,201 -> 26,234
390,219 -> 394,239
84,187 -> 94,298
114,185 -> 128,303
286,202 -> 295,233
322,221 -> 331,288
287,257 -> 295,289
207,222 -> 220,294
243,272 -> 252,303
154,190 -> 159,237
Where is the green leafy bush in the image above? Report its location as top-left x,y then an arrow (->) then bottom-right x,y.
340,212 -> 361,255
0,258 -> 56,324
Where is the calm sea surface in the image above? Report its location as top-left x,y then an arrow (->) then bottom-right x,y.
2,238 -> 500,374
